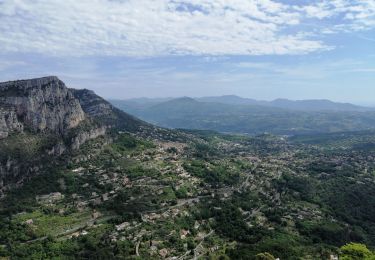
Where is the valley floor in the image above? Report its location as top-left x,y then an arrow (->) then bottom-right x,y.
1,130 -> 375,259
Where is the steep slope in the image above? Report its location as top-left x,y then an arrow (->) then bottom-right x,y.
0,76 -> 146,194
0,106 -> 23,139
72,89 -> 145,132
0,76 -> 85,137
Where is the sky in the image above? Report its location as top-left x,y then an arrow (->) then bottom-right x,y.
0,0 -> 374,104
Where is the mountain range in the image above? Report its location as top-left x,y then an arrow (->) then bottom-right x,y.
113,95 -> 373,112
111,96 -> 375,135
1,77 -> 375,259
198,95 -> 372,112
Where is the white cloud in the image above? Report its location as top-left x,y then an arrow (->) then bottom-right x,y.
0,0 -> 373,57
298,0 -> 375,31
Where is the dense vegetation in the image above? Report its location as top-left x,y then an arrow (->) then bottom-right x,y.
1,125 -> 375,258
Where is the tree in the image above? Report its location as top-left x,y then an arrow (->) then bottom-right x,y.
340,243 -> 375,260
255,252 -> 276,260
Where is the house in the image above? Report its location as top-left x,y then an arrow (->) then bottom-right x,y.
116,222 -> 130,231
24,219 -> 33,225
180,229 -> 189,239
102,193 -> 109,201
36,192 -> 64,204
159,248 -> 168,258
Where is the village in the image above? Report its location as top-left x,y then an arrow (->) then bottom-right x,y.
6,130 -> 375,259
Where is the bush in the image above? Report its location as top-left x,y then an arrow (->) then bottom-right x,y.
340,243 -> 375,260
255,252 -> 276,260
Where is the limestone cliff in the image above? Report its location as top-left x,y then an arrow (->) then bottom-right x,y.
0,76 -> 145,193
0,106 -> 23,138
71,89 -> 114,118
0,76 -> 85,137
72,88 -> 144,132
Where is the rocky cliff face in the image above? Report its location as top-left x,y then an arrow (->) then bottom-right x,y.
71,89 -> 114,118
0,76 -> 85,137
0,106 -> 23,138
0,76 -> 141,193
70,126 -> 108,150
0,76 -> 150,194
72,88 -> 145,132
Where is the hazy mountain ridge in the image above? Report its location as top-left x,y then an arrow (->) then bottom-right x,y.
111,96 -> 375,135
114,95 -> 373,112
201,95 -> 372,111
268,98 -> 369,112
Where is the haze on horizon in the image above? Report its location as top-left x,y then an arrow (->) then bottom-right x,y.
0,0 -> 374,105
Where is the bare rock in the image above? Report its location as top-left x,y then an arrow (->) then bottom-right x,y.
0,76 -> 85,135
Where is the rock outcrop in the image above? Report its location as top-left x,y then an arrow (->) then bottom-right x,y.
0,106 -> 23,138
0,76 -> 85,137
70,126 -> 108,150
71,89 -> 114,118
0,77 -> 103,193
0,76 -> 148,194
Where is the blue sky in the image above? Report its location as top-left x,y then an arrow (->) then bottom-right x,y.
0,0 -> 374,104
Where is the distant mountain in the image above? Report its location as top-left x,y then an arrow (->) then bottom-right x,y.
110,97 -> 173,113
198,95 -> 371,112
268,98 -> 370,112
117,95 -> 373,112
197,95 -> 262,106
111,96 -> 375,135
156,96 -> 198,106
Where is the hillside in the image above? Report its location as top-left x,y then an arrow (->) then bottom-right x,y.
0,76 -> 147,194
0,77 -> 375,259
111,97 -> 375,135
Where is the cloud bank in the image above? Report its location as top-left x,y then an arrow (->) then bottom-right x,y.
0,0 -> 374,57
